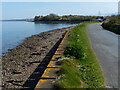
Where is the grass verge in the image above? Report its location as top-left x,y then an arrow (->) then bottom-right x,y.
57,22 -> 105,88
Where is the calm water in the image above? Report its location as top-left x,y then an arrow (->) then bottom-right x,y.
2,21 -> 76,54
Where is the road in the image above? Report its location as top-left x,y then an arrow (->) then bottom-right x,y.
87,23 -> 118,88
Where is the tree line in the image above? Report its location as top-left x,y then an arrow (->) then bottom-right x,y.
34,14 -> 103,22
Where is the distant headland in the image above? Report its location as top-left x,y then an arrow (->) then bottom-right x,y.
33,13 -> 104,22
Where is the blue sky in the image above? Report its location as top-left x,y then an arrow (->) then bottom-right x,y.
2,2 -> 118,20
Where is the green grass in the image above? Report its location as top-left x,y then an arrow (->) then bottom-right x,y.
57,22 -> 105,88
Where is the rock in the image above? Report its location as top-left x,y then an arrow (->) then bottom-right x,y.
28,56 -> 32,58
14,80 -> 23,83
29,61 -> 40,64
22,62 -> 32,67
8,49 -> 13,51
30,52 -> 41,55
6,80 -> 14,83
11,70 -> 22,74
9,59 -> 13,61
42,46 -> 47,48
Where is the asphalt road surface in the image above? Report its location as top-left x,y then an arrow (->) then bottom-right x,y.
88,23 -> 118,88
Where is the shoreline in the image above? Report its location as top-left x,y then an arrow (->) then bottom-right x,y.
2,25 -> 76,56
2,26 -> 74,88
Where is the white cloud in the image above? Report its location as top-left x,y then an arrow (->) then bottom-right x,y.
1,0 -> 120,2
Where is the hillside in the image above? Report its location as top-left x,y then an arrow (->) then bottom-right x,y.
101,15 -> 120,34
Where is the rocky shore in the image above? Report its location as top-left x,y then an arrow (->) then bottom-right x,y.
2,26 -> 74,88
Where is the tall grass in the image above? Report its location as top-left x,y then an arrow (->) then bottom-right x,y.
57,22 -> 105,88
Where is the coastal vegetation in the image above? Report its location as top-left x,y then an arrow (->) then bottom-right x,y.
34,14 -> 102,22
57,22 -> 105,88
101,15 -> 120,34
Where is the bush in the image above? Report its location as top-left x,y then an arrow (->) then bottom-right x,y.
101,22 -> 120,35
64,43 -> 85,59
101,15 -> 120,35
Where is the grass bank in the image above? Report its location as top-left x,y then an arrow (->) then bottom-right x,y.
101,22 -> 120,35
57,22 -> 105,88
101,15 -> 120,35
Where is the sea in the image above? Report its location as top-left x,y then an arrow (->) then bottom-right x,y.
1,21 -> 77,55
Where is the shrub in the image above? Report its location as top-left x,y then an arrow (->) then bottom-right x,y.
64,43 -> 85,59
101,22 -> 120,35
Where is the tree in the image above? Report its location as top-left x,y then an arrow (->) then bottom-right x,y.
42,14 -> 60,21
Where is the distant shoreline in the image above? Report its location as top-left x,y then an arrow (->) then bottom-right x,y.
1,19 -> 27,21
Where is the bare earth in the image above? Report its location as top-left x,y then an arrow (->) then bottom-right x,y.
88,23 -> 118,88
2,26 -> 73,89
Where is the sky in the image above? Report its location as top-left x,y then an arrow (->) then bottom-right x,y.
1,0 -> 120,2
1,2 -> 119,20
